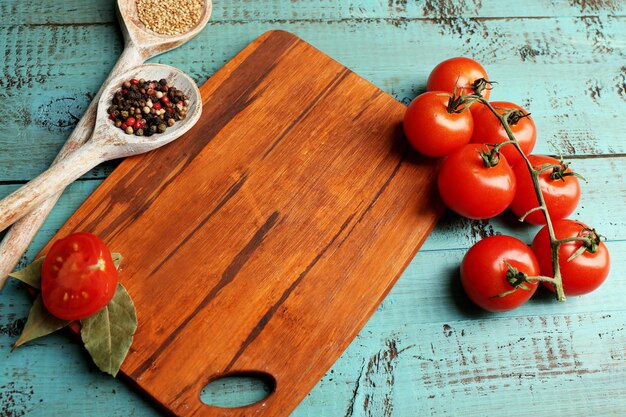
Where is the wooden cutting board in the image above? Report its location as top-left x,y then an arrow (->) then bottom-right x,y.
40,30 -> 443,416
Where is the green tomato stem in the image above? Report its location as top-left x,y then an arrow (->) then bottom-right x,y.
534,163 -> 562,175
477,98 -> 567,302
556,236 -> 593,246
526,275 -> 558,284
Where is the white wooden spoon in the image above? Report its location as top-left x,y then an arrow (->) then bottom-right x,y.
0,0 -> 211,287
0,64 -> 202,233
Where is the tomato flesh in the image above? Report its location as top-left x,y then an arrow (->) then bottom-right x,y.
437,144 -> 516,219
461,235 -> 540,312
532,219 -> 610,296
41,232 -> 118,320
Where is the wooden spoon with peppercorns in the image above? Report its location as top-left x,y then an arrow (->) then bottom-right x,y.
0,0 -> 212,287
0,64 -> 202,233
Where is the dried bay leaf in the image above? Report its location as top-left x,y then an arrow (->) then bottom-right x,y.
8,258 -> 44,289
111,253 -> 123,269
13,295 -> 70,349
10,251 -> 134,377
80,283 -> 137,376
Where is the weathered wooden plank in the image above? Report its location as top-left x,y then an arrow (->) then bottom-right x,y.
1,162 -> 622,415
1,1 -> 625,416
368,242 -> 626,323
298,310 -> 626,417
2,0 -> 625,27
26,29 -> 442,416
2,156 -> 622,258
1,163 -> 623,332
2,241 -> 624,416
0,180 -> 102,269
0,335 -> 162,417
1,16 -> 625,181
3,17 -> 624,92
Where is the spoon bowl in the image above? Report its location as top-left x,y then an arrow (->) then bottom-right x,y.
0,64 -> 202,232
0,1 -> 212,288
93,63 -> 202,158
117,0 -> 213,56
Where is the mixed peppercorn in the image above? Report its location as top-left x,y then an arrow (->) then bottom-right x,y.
108,78 -> 190,136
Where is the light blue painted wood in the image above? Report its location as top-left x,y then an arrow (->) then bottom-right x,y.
2,158 -> 621,257
1,13 -> 625,180
2,0 -> 626,25
1,0 -> 625,416
2,243 -> 625,416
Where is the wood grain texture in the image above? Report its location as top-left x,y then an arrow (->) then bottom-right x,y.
33,30 -> 442,416
1,1 -> 625,416
0,63 -> 202,285
2,0 -> 626,25
1,5 -> 625,181
0,0 -> 212,288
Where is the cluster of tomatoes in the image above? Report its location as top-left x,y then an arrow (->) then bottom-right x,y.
404,57 -> 610,312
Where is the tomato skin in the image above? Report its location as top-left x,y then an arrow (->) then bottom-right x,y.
426,57 -> 490,100
403,91 -> 474,157
461,235 -> 540,312
470,101 -> 536,166
509,155 -> 581,224
41,232 -> 118,320
438,144 -> 516,219
532,219 -> 610,296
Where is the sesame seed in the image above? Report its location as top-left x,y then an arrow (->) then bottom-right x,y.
136,0 -> 204,36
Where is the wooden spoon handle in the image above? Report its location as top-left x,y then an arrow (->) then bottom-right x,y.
0,42 -> 144,287
0,143 -> 104,233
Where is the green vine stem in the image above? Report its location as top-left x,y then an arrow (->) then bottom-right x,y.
472,97 -> 568,301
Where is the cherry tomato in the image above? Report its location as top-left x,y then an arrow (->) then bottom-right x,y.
41,232 -> 118,320
438,144 -> 516,219
403,91 -> 473,157
532,219 -> 610,296
509,155 -> 581,224
426,57 -> 491,100
470,101 -> 536,166
461,235 -> 540,312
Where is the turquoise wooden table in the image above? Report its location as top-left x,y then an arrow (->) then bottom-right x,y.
1,1 -> 625,416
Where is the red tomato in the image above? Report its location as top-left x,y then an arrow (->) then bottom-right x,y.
470,101 -> 536,166
403,91 -> 473,157
438,144 -> 516,219
532,219 -> 610,296
461,235 -> 540,312
41,232 -> 118,320
510,155 -> 581,224
426,57 -> 491,100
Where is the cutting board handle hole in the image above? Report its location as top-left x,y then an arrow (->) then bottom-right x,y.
200,371 -> 276,408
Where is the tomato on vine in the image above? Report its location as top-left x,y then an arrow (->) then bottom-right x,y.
509,155 -> 581,224
437,143 -> 516,219
41,232 -> 118,320
470,101 -> 536,166
403,91 -> 473,157
532,219 -> 610,296
461,235 -> 540,312
426,57 -> 491,100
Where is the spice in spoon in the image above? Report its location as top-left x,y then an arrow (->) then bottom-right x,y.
136,0 -> 204,36
108,78 -> 190,136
